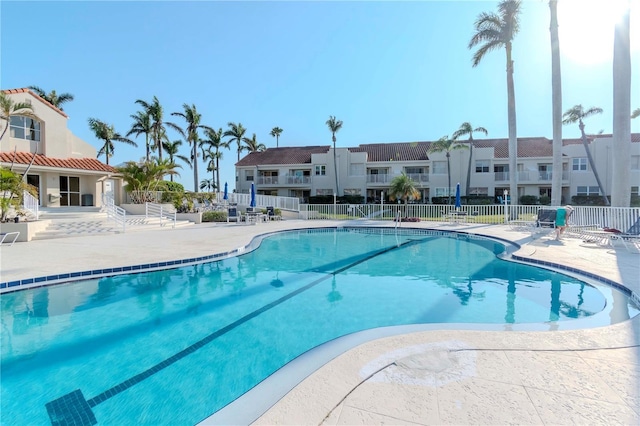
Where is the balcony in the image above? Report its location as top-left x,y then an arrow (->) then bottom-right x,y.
406,173 -> 429,184
494,172 -> 510,181
256,176 -> 279,185
284,175 -> 311,185
366,174 -> 391,184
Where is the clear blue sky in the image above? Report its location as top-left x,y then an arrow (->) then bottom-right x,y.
2,1 -> 638,192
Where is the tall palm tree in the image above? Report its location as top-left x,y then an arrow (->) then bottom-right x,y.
469,0 -> 522,207
171,104 -> 210,192
201,127 -> 229,192
0,92 -> 37,140
611,5 -> 631,207
127,110 -> 153,162
562,105 -> 609,205
224,122 -> 247,163
242,133 -> 266,153
388,172 -> 420,205
325,116 -> 343,196
135,96 -> 178,162
87,118 -> 137,166
162,139 -> 191,182
270,127 -> 283,147
27,85 -> 74,110
428,135 -> 469,204
452,122 -> 488,197
549,0 -> 563,206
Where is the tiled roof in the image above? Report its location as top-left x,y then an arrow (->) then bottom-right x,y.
350,142 -> 432,162
473,137 -> 554,158
0,152 -> 117,173
236,146 -> 330,166
2,88 -> 68,118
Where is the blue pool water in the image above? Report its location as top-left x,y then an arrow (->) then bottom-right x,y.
0,228 -> 636,425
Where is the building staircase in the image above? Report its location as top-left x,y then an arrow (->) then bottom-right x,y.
30,207 -> 194,240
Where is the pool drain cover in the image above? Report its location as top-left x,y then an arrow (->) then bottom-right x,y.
45,389 -> 97,426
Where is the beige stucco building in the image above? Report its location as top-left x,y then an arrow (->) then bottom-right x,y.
1,88 -> 123,208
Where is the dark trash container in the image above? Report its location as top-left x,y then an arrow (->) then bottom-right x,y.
81,194 -> 93,206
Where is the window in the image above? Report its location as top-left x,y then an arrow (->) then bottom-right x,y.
315,165 -> 326,176
631,186 -> 639,196
349,163 -> 364,176
59,176 -> 80,206
245,174 -> 253,181
435,187 -> 451,197
468,187 -> 488,196
404,167 -> 423,174
577,186 -> 600,196
343,188 -> 361,195
10,116 -> 41,141
572,158 -> 588,171
475,160 -> 490,173
316,189 -> 333,196
432,161 -> 446,174
631,156 -> 640,170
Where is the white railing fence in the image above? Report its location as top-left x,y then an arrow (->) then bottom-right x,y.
145,202 -> 176,228
101,193 -> 126,233
22,190 -> 39,220
215,191 -> 300,211
299,204 -> 640,229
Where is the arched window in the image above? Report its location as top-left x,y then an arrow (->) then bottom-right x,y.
10,116 -> 41,141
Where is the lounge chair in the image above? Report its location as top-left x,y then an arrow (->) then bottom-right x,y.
582,216 -> 640,248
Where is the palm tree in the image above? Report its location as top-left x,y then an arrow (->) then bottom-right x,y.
325,116 -> 343,196
469,0 -> 522,207
549,0 -> 563,206
242,133 -> 266,153
452,122 -> 488,198
127,110 -> 153,161
611,6 -> 631,207
162,139 -> 191,182
201,146 -> 218,189
270,127 -> 283,147
27,85 -> 74,110
135,96 -> 178,162
171,104 -> 210,192
117,159 -> 178,203
87,118 -> 137,166
562,105 -> 609,205
428,135 -> 469,204
0,92 -> 37,140
224,122 -> 248,163
201,127 -> 229,192
632,108 -> 640,119
200,178 -> 214,192
388,172 -> 420,206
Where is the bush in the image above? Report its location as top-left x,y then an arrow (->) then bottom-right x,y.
571,195 -> 610,206
156,181 -> 185,193
519,195 -> 538,205
202,211 -> 227,222
538,195 -> 550,205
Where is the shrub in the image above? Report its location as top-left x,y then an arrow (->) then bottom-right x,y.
202,211 -> 227,222
571,195 -> 610,206
519,195 -> 538,205
156,181 -> 185,193
538,195 -> 551,205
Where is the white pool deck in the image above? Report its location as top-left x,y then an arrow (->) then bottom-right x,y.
1,219 -> 638,425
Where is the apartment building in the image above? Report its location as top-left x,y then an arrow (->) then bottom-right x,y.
1,88 -> 122,207
236,134 -> 640,204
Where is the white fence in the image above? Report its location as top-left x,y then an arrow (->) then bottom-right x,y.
22,190 -> 39,220
299,204 -> 640,230
215,191 -> 300,211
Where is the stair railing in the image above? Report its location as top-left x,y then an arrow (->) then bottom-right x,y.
101,193 -> 126,233
22,190 -> 39,220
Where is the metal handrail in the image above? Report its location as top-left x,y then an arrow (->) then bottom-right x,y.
145,202 -> 176,228
101,193 -> 126,233
22,190 -> 39,220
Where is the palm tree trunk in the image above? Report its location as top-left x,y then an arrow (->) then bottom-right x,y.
465,141 -> 473,198
549,0 -> 563,206
611,7 -> 631,207
446,153 -> 452,204
146,134 -> 150,162
216,154 -> 221,194
193,141 -> 199,192
506,44 -> 518,211
333,137 -> 339,196
579,121 -> 609,205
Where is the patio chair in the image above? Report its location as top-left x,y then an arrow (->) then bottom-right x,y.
227,207 -> 240,223
266,206 -> 281,221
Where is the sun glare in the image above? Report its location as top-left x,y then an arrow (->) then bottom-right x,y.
557,0 -> 635,65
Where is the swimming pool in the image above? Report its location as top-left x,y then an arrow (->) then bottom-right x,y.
1,228 -> 637,425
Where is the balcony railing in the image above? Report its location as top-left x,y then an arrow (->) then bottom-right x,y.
284,176 -> 311,185
494,172 -> 510,181
366,174 -> 391,184
405,173 -> 429,183
257,176 -> 279,185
